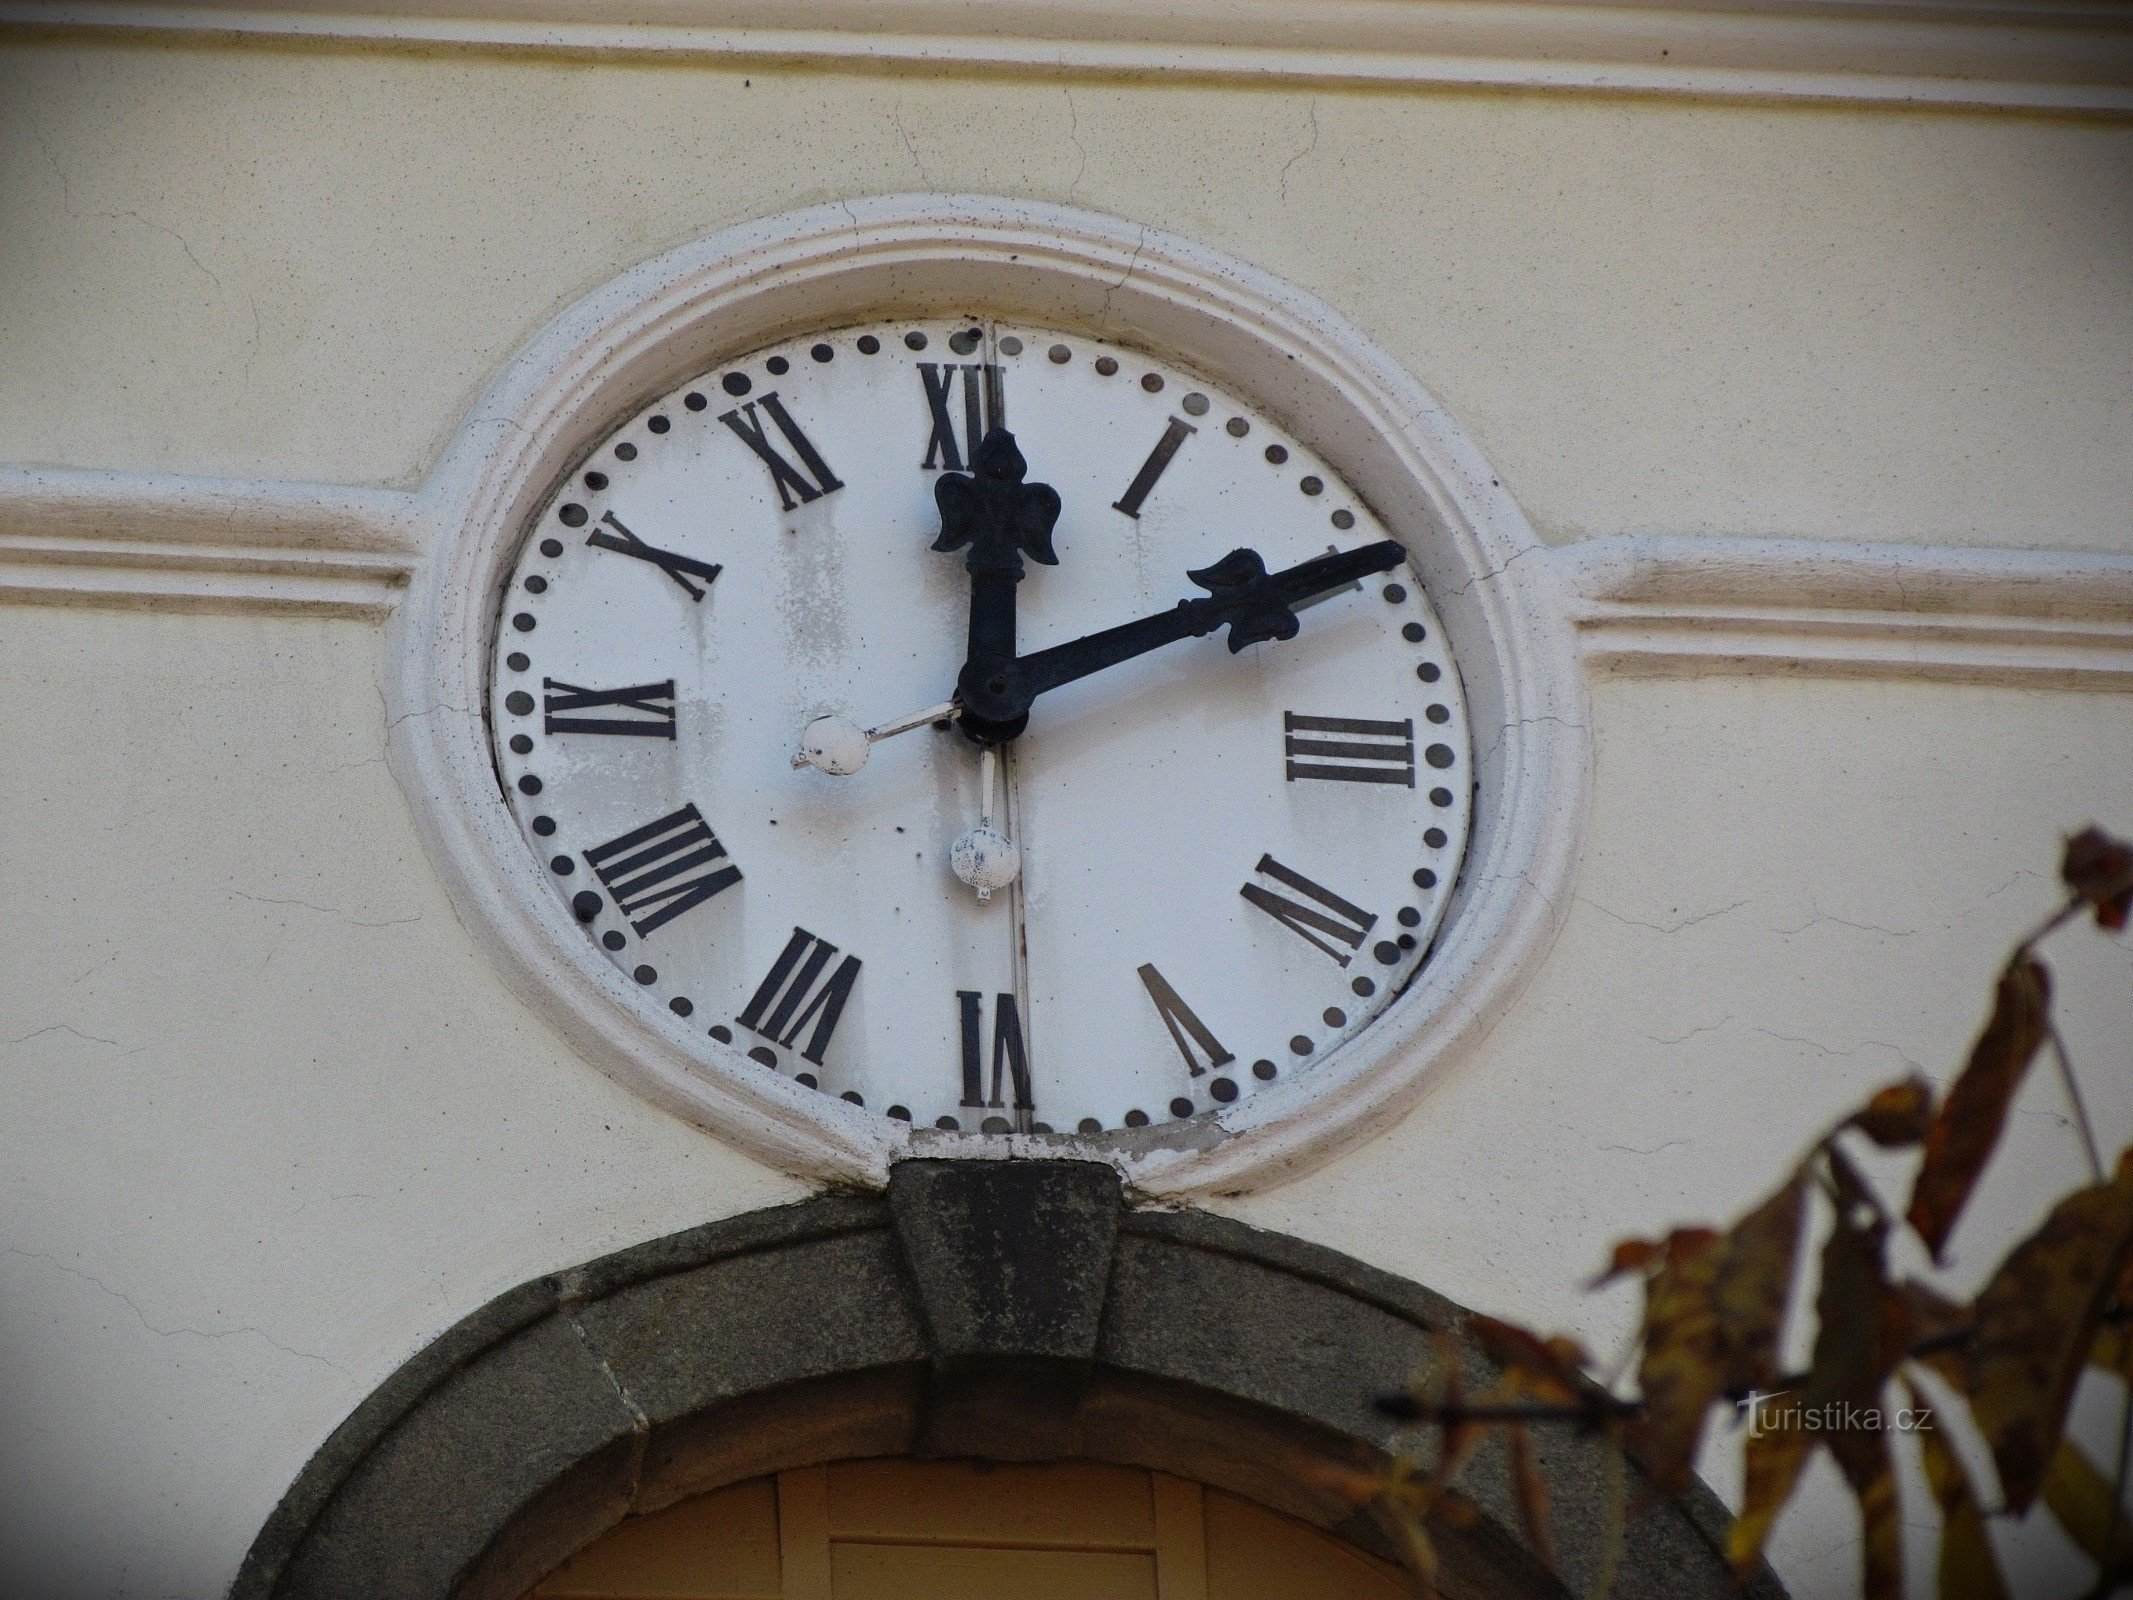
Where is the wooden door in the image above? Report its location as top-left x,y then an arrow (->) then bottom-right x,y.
530,1458 -> 1417,1600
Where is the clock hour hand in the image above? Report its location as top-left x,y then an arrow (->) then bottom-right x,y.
933,428 -> 1062,746
957,540 -> 1406,734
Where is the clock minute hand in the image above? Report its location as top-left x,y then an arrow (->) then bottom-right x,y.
960,541 -> 1406,729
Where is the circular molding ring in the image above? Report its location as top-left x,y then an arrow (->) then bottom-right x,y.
387,193 -> 1590,1195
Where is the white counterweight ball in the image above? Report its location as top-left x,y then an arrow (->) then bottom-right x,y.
950,826 -> 1021,893
794,715 -> 870,775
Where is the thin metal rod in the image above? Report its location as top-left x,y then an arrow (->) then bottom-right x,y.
866,698 -> 959,742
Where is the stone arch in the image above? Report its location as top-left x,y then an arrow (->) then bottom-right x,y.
233,1162 -> 1778,1600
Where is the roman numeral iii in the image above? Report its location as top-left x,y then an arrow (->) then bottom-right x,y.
583,804 -> 742,936
720,393 -> 844,511
918,362 -> 1005,471
1136,964 -> 1234,1078
542,678 -> 677,739
957,990 -> 1033,1114
738,927 -> 861,1067
1240,855 -> 1379,968
586,511 -> 723,601
1283,713 -> 1416,787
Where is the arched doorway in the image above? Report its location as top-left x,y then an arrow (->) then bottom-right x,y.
235,1162 -> 1773,1600
530,1458 -> 1416,1599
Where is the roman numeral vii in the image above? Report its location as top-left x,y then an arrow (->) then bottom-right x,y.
737,927 -> 862,1067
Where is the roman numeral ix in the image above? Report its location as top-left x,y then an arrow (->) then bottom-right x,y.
1240,855 -> 1379,968
1283,713 -> 1416,787
1137,964 -> 1234,1078
586,511 -> 723,601
738,927 -> 861,1067
957,990 -> 1033,1113
720,393 -> 843,511
583,804 -> 742,937
919,362 -> 1005,471
542,678 -> 677,739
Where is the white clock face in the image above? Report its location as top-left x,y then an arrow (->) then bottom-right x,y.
486,321 -> 1472,1138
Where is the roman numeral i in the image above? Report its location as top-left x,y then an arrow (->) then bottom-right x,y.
738,927 -> 861,1067
542,678 -> 677,739
1240,855 -> 1378,968
919,362 -> 1005,471
582,804 -> 741,937
720,393 -> 843,511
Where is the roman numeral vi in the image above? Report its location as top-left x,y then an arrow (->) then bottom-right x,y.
720,393 -> 844,511
1240,854 -> 1378,967
542,678 -> 677,738
583,804 -> 742,936
957,990 -> 1033,1113
738,927 -> 861,1067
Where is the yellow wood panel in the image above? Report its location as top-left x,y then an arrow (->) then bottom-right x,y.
777,1467 -> 833,1600
1149,1475 -> 1208,1600
829,1541 -> 1159,1599
532,1478 -> 781,1600
1202,1490 -> 1417,1600
825,1459 -> 1157,1550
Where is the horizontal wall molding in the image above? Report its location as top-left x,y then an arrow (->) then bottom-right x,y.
5,0 -> 2130,116
1560,533 -> 2133,689
0,466 -> 418,619
5,466 -> 2132,683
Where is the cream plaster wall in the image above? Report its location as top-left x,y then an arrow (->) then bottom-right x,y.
2,27 -> 2131,1600
1,37 -> 2130,549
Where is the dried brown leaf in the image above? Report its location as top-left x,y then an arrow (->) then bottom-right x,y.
1909,1381 -> 2009,1600
1727,1421 -> 1813,1575
2063,827 -> 2133,932
1908,955 -> 2052,1259
1469,1315 -> 1592,1405
1899,1278 -> 1973,1389
1504,1425 -> 1558,1574
1590,1237 -> 1660,1290
2040,1439 -> 2133,1574
1969,1150 -> 2133,1513
1713,1170 -> 1808,1393
1850,1076 -> 1936,1149
1852,1438 -> 1904,1600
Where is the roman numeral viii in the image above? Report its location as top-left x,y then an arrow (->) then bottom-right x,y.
1137,964 -> 1234,1078
738,927 -> 861,1067
720,393 -> 843,511
919,363 -> 1005,471
542,678 -> 677,739
583,804 -> 741,937
1283,713 -> 1416,787
1240,855 -> 1378,968
957,991 -> 1033,1113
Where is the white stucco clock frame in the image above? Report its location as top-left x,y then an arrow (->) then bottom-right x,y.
386,193 -> 1590,1198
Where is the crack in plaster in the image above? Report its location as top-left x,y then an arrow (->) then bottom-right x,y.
230,891 -> 423,929
1579,896 -> 1749,934
1279,99 -> 1321,205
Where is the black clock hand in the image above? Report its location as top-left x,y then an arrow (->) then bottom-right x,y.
932,428 -> 1062,745
956,541 -> 1406,734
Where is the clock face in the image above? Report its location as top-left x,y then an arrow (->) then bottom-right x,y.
486,321 -> 1472,1138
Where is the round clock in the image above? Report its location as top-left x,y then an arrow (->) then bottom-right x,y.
485,321 -> 1472,1137
391,196 -> 1584,1192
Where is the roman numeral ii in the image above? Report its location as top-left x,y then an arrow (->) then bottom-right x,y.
720,393 -> 844,511
542,678 -> 677,739
738,928 -> 862,1067
583,804 -> 741,936
1240,855 -> 1378,968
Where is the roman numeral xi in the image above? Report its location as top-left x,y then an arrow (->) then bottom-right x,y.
1240,855 -> 1378,968
1283,713 -> 1416,787
720,393 -> 843,511
583,804 -> 741,937
738,928 -> 861,1067
542,678 -> 676,739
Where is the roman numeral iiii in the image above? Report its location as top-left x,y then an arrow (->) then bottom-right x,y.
1240,854 -> 1379,967
738,928 -> 861,1067
720,393 -> 843,511
582,804 -> 741,936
